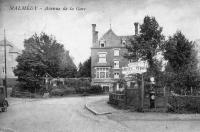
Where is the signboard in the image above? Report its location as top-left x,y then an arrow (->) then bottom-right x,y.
122,61 -> 148,75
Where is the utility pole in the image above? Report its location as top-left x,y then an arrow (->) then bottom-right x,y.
4,29 -> 7,97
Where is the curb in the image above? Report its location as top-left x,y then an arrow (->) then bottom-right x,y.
85,104 -> 112,115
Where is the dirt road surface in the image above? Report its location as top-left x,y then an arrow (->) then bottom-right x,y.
0,95 -> 200,132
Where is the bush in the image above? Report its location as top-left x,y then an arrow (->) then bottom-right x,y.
64,78 -> 90,88
75,87 -> 87,94
50,88 -> 75,96
86,85 -> 103,94
168,96 -> 200,113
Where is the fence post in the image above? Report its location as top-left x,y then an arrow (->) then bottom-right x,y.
164,86 -> 167,112
125,85 -> 127,106
141,74 -> 144,111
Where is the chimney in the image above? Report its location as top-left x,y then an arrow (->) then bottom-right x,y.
92,24 -> 96,44
134,22 -> 139,35
95,31 -> 98,43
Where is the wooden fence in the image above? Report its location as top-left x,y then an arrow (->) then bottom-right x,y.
109,93 -> 125,107
109,86 -> 169,111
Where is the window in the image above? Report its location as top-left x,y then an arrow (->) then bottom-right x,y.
114,72 -> 120,79
114,49 -> 119,56
114,60 -> 119,68
96,67 -> 109,79
122,40 -> 126,46
99,40 -> 105,48
98,53 -> 106,63
100,43 -> 105,48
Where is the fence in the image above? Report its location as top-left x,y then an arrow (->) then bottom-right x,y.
109,85 -> 169,111
11,90 -> 34,98
126,88 -> 140,109
109,93 -> 125,108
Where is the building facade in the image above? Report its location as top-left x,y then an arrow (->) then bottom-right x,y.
0,40 -> 21,82
91,23 -> 138,92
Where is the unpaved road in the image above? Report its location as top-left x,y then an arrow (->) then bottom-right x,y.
0,96 -> 200,132
0,96 -> 128,132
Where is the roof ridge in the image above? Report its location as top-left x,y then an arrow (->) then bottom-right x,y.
100,28 -> 119,40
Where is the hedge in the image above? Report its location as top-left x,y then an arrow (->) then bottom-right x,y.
168,95 -> 200,113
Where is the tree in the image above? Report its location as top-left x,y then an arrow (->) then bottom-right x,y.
14,33 -> 77,92
164,31 -> 200,93
125,16 -> 165,78
77,57 -> 91,77
59,51 -> 77,77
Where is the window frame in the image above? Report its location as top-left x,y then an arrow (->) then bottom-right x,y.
114,60 -> 119,69
122,39 -> 126,46
113,49 -> 120,56
95,67 -> 110,79
98,52 -> 107,63
114,72 -> 120,79
99,40 -> 106,48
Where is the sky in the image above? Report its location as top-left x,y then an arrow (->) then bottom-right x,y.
0,0 -> 200,66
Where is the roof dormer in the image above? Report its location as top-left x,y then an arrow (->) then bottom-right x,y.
99,39 -> 106,48
122,39 -> 126,46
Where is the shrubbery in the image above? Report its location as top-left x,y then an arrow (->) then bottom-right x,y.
49,84 -> 103,96
75,87 -> 87,94
86,85 -> 103,94
50,88 -> 75,96
64,78 -> 91,89
75,85 -> 103,94
168,96 -> 200,113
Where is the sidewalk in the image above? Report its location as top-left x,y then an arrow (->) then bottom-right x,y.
86,98 -> 200,121
85,98 -> 118,115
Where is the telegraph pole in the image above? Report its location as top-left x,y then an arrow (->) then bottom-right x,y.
4,29 -> 7,97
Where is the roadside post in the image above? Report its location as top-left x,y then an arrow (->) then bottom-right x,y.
164,86 -> 167,112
